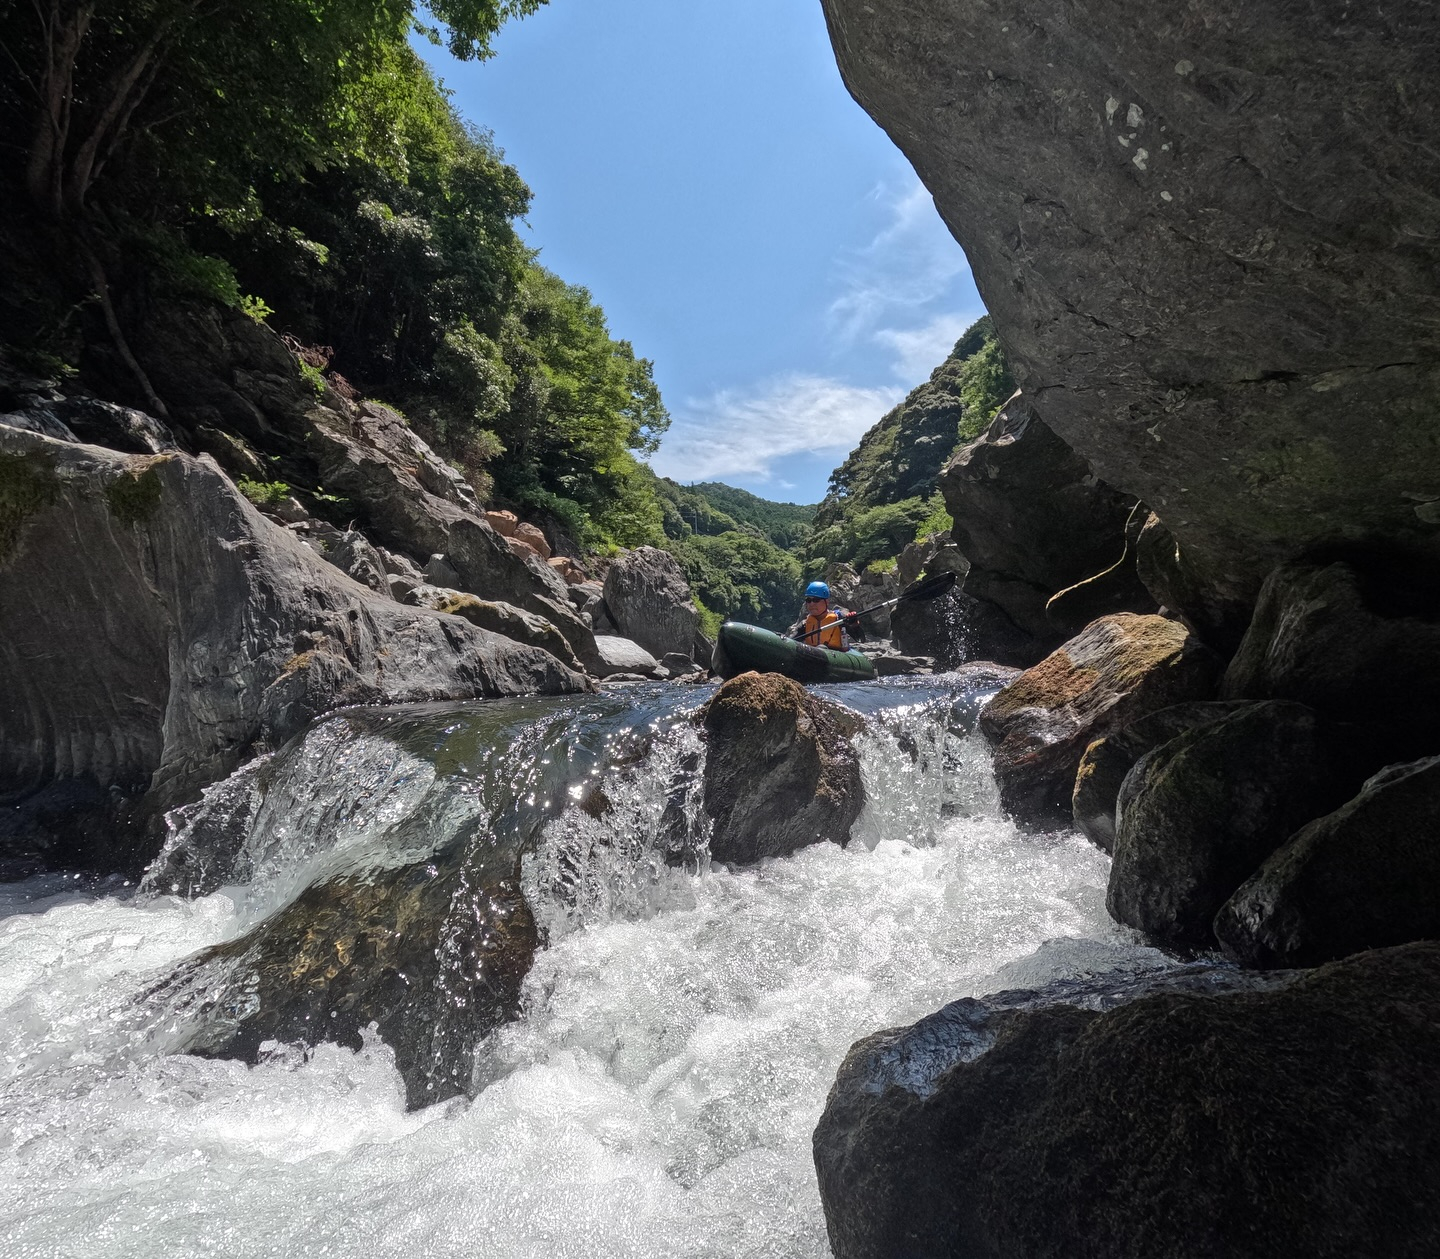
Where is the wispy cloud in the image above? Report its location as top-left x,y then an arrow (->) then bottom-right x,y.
649,374 -> 905,485
828,178 -> 973,347
873,312 -> 984,385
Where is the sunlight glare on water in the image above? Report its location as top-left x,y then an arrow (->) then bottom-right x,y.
0,686 -> 1148,1259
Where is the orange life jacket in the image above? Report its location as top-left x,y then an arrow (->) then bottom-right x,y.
803,609 -> 847,651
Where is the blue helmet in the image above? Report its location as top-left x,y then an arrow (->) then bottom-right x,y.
805,580 -> 830,599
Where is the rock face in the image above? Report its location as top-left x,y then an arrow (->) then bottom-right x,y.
1071,700 -> 1248,852
701,672 -> 865,864
820,0 -> 1440,609
938,395 -> 1151,657
1108,701 -> 1345,948
1222,558 -> 1440,745
0,425 -> 587,868
602,546 -> 702,661
979,613 -> 1221,826
814,943 -> 1440,1259
1217,756 -> 1440,969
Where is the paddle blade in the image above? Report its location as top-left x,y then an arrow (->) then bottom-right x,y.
900,570 -> 959,602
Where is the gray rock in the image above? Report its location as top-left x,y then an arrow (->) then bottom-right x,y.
814,942 -> 1440,1259
819,0 -> 1440,611
702,672 -> 865,863
939,396 -> 1151,655
1109,701 -> 1353,948
872,653 -> 934,677
0,426 -> 588,868
329,530 -> 389,595
386,573 -> 419,602
423,552 -> 461,587
408,586 -> 584,673
1217,756 -> 1440,969
1222,558 -> 1440,746
658,652 -> 696,677
592,635 -> 660,679
602,546 -> 702,660
1072,701 -> 1251,852
0,407 -> 79,443
979,613 -> 1222,827
377,547 -> 424,581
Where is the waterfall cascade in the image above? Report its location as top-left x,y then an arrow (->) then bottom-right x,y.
0,677 -> 1168,1257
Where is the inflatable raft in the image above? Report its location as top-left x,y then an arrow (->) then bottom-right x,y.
711,621 -> 876,684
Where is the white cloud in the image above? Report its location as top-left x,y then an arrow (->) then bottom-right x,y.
827,177 -> 972,346
873,310 -> 985,385
649,374 -> 905,485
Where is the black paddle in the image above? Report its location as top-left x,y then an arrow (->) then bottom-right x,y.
790,569 -> 959,643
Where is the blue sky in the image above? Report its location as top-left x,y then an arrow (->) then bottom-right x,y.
415,0 -> 983,504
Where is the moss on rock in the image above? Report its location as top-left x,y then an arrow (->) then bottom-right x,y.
0,448 -> 60,562
104,458 -> 169,526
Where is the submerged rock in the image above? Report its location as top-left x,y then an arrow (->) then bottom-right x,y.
162,859 -> 536,1109
701,672 -> 865,863
1071,701 -> 1248,852
1217,755 -> 1440,969
814,942 -> 1440,1259
979,613 -> 1220,827
602,546 -> 702,662
1108,701 -> 1346,948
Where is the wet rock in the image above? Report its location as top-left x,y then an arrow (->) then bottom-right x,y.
162,858 -> 536,1111
939,396 -> 1148,655
872,652 -> 934,677
658,652 -> 697,678
701,672 -> 865,863
602,546 -> 701,660
979,613 -> 1221,827
593,635 -> 660,679
1217,756 -> 1440,969
814,942 -> 1440,1259
407,585 -> 584,672
1222,558 -> 1440,746
1072,701 -> 1250,852
890,580 -> 1035,668
1109,702 -> 1353,949
819,0 -> 1440,608
0,425 -> 588,867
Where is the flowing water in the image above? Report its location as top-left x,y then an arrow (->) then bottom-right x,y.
0,677 -> 1165,1258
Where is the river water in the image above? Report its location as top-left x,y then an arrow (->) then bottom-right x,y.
0,677 -> 1162,1258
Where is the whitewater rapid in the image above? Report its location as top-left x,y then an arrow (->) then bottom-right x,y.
0,683 -> 1161,1258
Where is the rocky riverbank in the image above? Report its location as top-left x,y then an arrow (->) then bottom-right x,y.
813,0 -> 1440,1250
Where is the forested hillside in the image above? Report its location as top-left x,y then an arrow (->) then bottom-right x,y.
0,0 -> 673,550
805,316 -> 1013,572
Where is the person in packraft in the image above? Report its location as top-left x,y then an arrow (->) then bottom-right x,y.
793,580 -> 851,650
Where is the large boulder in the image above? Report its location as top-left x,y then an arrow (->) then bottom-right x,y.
701,672 -> 865,863
406,585 -> 584,673
819,0 -> 1440,612
592,635 -> 660,679
1217,756 -> 1440,969
1071,700 -> 1248,852
0,424 -> 587,869
938,395 -> 1151,655
978,613 -> 1221,826
1108,701 -> 1353,948
814,942 -> 1440,1259
602,545 -> 702,661
1222,558 -> 1440,747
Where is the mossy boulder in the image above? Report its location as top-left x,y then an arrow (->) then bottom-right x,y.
1217,755 -> 1440,969
814,942 -> 1440,1259
1108,701 -> 1357,948
979,613 -> 1221,827
408,583 -> 583,672
701,671 -> 865,863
